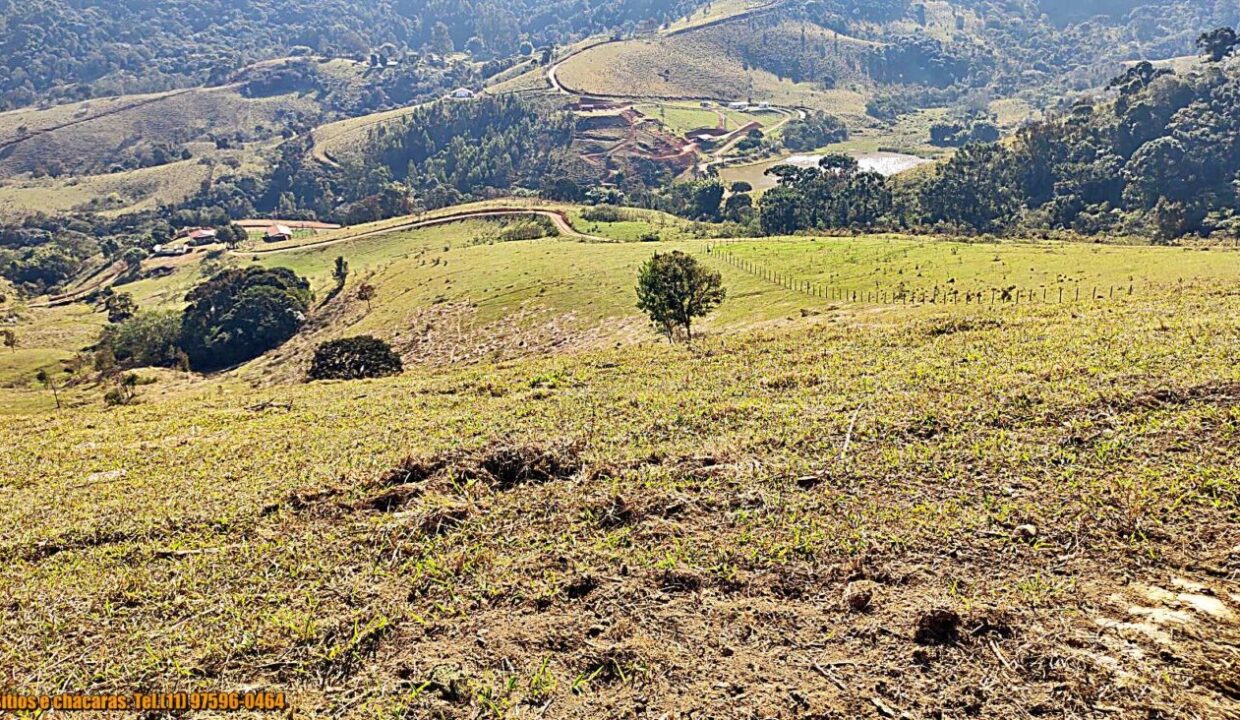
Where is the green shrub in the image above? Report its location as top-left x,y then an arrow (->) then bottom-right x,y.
99,311 -> 184,368
308,336 -> 404,381
581,205 -> 624,223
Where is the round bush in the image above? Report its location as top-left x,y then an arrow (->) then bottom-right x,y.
308,336 -> 403,381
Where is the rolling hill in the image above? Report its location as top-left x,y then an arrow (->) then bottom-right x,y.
2,200 -> 1239,718
554,15 -> 876,112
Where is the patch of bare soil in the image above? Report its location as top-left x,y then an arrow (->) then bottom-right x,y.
274,440 -> 1240,720
353,545 -> 1239,719
358,438 -> 586,513
1076,381 -> 1240,418
390,302 -> 645,368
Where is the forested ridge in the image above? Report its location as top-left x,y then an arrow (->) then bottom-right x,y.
252,95 -> 579,224
0,0 -> 706,111
3,0 -> 1235,112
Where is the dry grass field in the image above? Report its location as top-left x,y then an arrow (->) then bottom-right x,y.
0,157 -> 217,217
0,85 -> 319,179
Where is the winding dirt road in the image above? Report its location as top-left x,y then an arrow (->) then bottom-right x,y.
232,208 -> 608,257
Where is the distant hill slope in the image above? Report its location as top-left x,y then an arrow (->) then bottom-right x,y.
556,0 -> 1239,109
555,15 -> 877,110
0,85 -> 319,179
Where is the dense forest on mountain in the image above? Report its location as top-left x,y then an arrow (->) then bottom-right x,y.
973,0 -> 1240,92
3,0 -> 1235,113
0,0 -> 705,110
785,0 -> 1240,94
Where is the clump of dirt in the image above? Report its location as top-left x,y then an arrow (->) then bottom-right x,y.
595,495 -> 640,528
383,439 -> 582,490
966,610 -> 1017,639
379,455 -> 450,487
915,608 -> 962,645
465,439 -> 584,490
843,580 -> 878,613
419,505 -> 471,535
656,567 -> 704,594
578,645 -> 646,687
925,317 -> 1004,337
1071,381 -> 1240,421
1125,381 -> 1240,410
565,575 -> 599,600
8,529 -> 137,563
363,484 -> 423,512
362,438 -> 584,512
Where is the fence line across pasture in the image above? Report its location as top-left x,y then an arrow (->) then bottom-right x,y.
703,245 -> 1135,306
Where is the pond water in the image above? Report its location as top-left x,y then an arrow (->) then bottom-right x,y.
721,151 -> 933,192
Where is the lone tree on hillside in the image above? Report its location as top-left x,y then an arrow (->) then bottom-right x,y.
333,256 -> 350,288
1198,27 -> 1239,62
35,368 -> 61,410
308,336 -> 403,381
636,251 -> 725,342
357,282 -> 376,312
104,292 -> 137,323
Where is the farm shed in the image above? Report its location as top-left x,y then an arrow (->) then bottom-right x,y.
185,228 -> 218,246
264,224 -> 294,243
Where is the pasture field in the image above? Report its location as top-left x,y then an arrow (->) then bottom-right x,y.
0,211 -> 806,408
635,103 -> 720,133
634,102 -> 776,135
710,236 -> 1240,298
10,205 -> 1240,413
2,273 -> 1237,718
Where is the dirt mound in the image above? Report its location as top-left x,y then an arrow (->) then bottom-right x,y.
465,440 -> 584,489
362,438 -> 584,512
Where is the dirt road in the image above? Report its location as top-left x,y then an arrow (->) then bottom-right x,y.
232,208 -> 608,257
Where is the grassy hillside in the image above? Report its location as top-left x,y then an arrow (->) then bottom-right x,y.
9,201 -> 1240,410
0,157 -> 222,218
554,17 -> 874,114
1,274 -> 1237,717
0,85 -> 320,179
